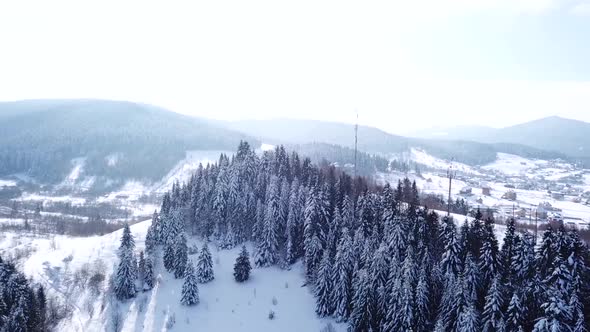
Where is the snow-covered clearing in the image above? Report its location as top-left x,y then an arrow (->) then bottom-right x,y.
154,150 -> 232,193
17,193 -> 87,206
0,220 -> 343,332
407,148 -> 480,175
482,153 -> 546,176
0,179 -> 17,187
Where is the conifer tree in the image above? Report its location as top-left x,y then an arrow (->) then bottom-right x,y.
138,251 -> 146,286
143,256 -> 155,291
181,261 -> 200,306
315,251 -> 334,317
196,242 -> 215,283
163,241 -> 175,272
506,293 -> 523,331
115,248 -> 137,300
119,222 -> 135,258
254,176 -> 280,267
173,233 -> 188,279
349,270 -> 372,332
234,245 -> 252,282
333,229 -> 354,322
482,277 -> 505,332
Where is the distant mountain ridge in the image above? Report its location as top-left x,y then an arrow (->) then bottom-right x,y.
225,118 -> 567,166
409,116 -> 590,166
0,99 -> 257,187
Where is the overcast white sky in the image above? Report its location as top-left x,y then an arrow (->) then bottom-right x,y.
1,0 -> 590,134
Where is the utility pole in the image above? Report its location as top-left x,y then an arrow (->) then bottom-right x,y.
354,109 -> 358,179
534,209 -> 538,243
447,159 -> 455,216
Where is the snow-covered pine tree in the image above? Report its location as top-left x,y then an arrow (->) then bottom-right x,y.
173,233 -> 188,279
163,241 -> 175,272
138,251 -> 146,286
505,292 -> 523,331
333,228 -> 354,322
196,242 -> 215,283
180,260 -> 200,306
286,181 -> 304,265
532,286 -> 573,332
143,255 -> 155,291
145,223 -> 157,254
234,245 -> 252,282
6,297 -> 28,332
457,300 -> 480,332
303,185 -> 328,282
481,276 -> 505,332
115,248 -> 137,300
315,251 -> 334,317
349,270 -> 373,332
570,276 -> 587,332
500,218 -> 517,282
441,229 -> 462,276
415,267 -> 431,332
254,176 -> 281,267
118,222 -> 135,258
479,219 -> 500,289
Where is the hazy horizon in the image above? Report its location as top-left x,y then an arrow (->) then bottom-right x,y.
2,0 -> 590,134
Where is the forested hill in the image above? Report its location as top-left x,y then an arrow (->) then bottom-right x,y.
0,99 -> 256,183
140,142 -> 590,332
225,119 -> 567,166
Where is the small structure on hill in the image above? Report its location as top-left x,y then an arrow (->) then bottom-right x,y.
459,186 -> 473,196
502,190 -> 517,201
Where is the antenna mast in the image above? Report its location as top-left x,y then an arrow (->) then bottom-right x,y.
447,158 -> 455,216
354,109 -> 358,178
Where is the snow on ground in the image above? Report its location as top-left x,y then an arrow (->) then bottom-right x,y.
98,181 -> 150,203
406,148 -> 480,174
481,153 -> 546,176
259,143 -> 276,152
154,150 -> 232,192
18,193 -> 87,206
0,179 -> 17,187
0,220 -> 344,332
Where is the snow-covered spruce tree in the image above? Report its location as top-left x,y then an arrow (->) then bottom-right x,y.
196,242 -> 215,283
145,223 -> 157,255
457,300 -> 480,332
118,222 -> 135,258
481,276 -> 505,332
479,219 -> 500,289
415,267 -> 431,332
173,233 -> 188,279
315,251 -> 334,317
333,228 -> 354,322
303,185 -> 327,282
234,245 -> 252,282
570,277 -> 587,332
143,255 -> 155,291
286,181 -> 304,265
505,292 -> 524,331
349,270 -> 373,332
138,251 -> 146,286
500,218 -> 517,282
254,176 -> 280,267
440,228 -> 462,276
181,260 -> 200,306
115,248 -> 137,300
163,241 -> 175,273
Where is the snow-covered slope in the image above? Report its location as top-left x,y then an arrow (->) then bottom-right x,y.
153,150 -> 232,193
0,221 -> 342,332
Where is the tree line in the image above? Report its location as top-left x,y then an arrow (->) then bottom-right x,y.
119,141 -> 588,331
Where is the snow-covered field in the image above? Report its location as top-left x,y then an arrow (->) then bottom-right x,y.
0,221 -> 343,332
0,179 -> 17,187
153,150 -> 232,193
